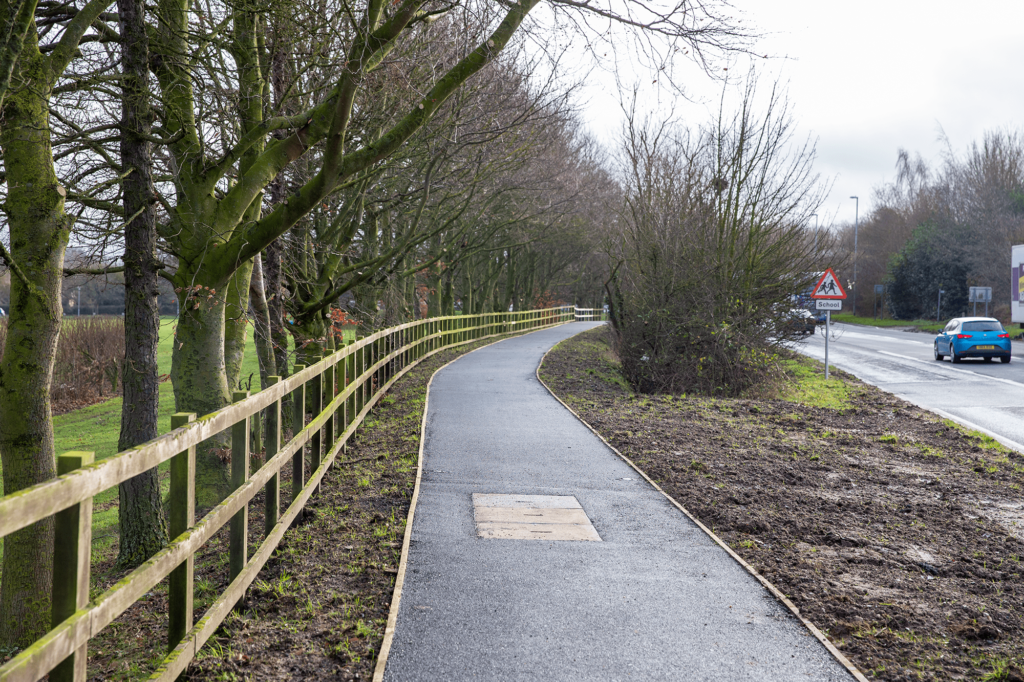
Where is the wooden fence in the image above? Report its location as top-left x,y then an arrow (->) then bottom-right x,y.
573,307 -> 608,322
0,306 -> 578,682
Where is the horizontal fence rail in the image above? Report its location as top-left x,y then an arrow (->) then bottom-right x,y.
0,306 -> 585,682
573,307 -> 608,322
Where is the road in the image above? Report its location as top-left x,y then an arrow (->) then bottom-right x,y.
797,322 -> 1024,451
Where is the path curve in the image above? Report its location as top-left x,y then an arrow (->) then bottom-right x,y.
381,323 -> 856,681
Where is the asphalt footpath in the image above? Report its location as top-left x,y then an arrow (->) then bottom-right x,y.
381,322 -> 856,681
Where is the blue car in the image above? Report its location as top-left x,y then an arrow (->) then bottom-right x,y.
934,317 -> 1011,363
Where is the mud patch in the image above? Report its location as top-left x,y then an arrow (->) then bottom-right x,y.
541,327 -> 1024,682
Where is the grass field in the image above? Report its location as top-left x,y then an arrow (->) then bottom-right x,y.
1,318 -> 309,563
831,312 -> 944,333
52,318 -> 268,462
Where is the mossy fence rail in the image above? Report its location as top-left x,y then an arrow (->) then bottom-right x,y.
0,306 -> 589,682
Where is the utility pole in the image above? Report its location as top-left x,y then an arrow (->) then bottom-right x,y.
850,196 -> 859,315
937,289 -> 944,322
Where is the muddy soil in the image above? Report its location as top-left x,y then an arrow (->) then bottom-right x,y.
540,327 -> 1024,682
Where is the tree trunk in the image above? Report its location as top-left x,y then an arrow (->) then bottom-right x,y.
115,0 -> 168,570
250,254 -> 276,387
291,314 -> 329,368
170,295 -> 231,506
224,260 -> 254,391
265,232 -> 289,381
0,47 -> 68,647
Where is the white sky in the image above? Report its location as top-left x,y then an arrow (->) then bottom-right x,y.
575,0 -> 1024,229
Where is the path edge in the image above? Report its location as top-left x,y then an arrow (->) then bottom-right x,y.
372,322 -> 570,682
535,331 -> 870,682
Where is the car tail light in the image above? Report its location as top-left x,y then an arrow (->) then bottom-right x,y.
956,334 -> 972,339
998,333 -> 1010,338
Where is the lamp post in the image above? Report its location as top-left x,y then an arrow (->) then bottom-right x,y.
937,289 -> 945,322
850,196 -> 859,315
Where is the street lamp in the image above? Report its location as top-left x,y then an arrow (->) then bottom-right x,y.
850,196 -> 859,314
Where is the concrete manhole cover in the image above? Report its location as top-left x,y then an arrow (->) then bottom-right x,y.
472,493 -> 602,541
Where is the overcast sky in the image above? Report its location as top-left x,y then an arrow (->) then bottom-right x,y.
576,0 -> 1024,230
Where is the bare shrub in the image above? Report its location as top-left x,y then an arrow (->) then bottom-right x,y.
1,316 -> 128,413
607,80 -> 831,396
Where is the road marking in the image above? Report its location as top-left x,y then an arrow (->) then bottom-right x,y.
837,330 -> 927,345
876,350 -> 1024,389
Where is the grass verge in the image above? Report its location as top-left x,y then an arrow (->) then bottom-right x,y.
776,354 -> 853,410
831,313 -> 944,333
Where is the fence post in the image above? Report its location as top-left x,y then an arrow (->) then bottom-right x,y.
339,342 -> 349,447
334,350 -> 343,448
324,353 -> 335,458
364,342 -> 372,411
346,343 -> 357,430
373,337 -> 381,396
310,355 -> 323,493
265,376 -> 281,535
291,365 -> 306,502
169,412 -> 196,651
230,390 -> 250,604
51,451 -> 94,682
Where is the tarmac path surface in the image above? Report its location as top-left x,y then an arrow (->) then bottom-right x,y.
381,322 -> 856,681
798,323 -> 1024,451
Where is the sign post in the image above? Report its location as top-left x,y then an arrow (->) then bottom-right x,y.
811,269 -> 848,379
969,286 -> 993,317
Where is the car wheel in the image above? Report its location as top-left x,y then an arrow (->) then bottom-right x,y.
934,345 -> 944,361
951,346 -> 961,363
1001,355 -> 1011,364
983,356 -> 993,363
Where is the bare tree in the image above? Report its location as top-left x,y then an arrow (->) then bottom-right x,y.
607,78 -> 828,394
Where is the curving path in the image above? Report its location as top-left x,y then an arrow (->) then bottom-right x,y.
381,323 -> 856,681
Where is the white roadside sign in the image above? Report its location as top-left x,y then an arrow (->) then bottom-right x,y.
1014,244 -> 1024,324
816,300 -> 842,310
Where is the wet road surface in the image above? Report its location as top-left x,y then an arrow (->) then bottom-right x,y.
798,323 -> 1024,451
382,323 -> 855,681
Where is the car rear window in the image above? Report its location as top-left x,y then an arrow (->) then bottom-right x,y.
962,321 -> 1004,332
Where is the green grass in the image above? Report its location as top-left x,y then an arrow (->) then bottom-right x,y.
53,318 -> 266,460
941,419 -> 1011,454
777,355 -> 853,410
831,313 -> 945,333
1,317 -> 297,563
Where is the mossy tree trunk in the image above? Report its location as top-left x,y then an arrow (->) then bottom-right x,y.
151,0 -> 542,497
250,254 -> 277,386
116,0 -> 168,569
0,68 -> 67,645
0,0 -> 110,644
224,260 -> 254,391
265,239 -> 290,378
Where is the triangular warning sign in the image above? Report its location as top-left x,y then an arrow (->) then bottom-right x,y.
811,268 -> 847,299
